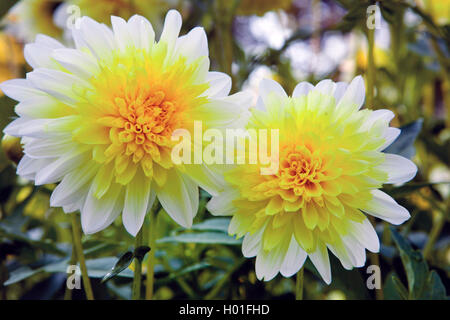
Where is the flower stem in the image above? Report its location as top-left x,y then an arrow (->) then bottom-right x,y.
64,243 -> 77,300
70,213 -> 94,300
368,216 -> 384,300
132,228 -> 144,300
366,25 -> 376,108
423,211 -> 444,260
145,200 -> 161,300
295,267 -> 304,300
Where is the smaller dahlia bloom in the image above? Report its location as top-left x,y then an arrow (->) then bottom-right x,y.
2,10 -> 250,236
3,0 -> 63,43
207,76 -> 417,284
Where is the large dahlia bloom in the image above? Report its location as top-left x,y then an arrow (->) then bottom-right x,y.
207,76 -> 417,283
2,10 -> 249,236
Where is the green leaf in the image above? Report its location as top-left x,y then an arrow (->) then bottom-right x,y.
384,119 -> 423,159
190,218 -> 231,233
157,232 -> 242,245
390,227 -> 428,299
156,262 -> 212,286
391,275 -> 409,300
101,252 -> 134,283
421,271 -> 447,300
3,266 -> 39,286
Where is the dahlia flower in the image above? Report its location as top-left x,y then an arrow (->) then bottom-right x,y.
2,10 -> 249,236
207,76 -> 417,283
3,0 -> 63,43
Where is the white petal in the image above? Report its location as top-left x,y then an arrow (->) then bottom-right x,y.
255,243 -> 287,281
292,81 -> 314,98
259,78 -> 287,106
176,27 -> 208,63
280,236 -> 307,277
3,117 -> 30,136
186,164 -> 225,196
333,82 -> 348,103
24,43 -> 55,69
17,156 -> 50,178
0,79 -> 44,102
73,16 -> 115,60
242,228 -> 264,258
314,79 -> 336,95
111,16 -> 132,52
361,189 -> 410,225
336,75 -> 365,112
27,69 -> 89,105
82,183 -> 123,234
160,10 -> 182,53
309,241 -> 331,284
127,15 -> 155,51
52,48 -> 100,79
349,218 -> 380,253
35,34 -> 65,49
377,153 -> 417,184
122,172 -> 152,236
207,189 -> 239,216
50,163 -> 98,207
378,127 -> 401,151
23,35 -> 64,69
341,236 -> 367,267
364,109 -> 395,129
25,136 -> 74,158
34,150 -> 88,185
15,95 -> 68,119
204,72 -> 231,98
155,169 -> 198,228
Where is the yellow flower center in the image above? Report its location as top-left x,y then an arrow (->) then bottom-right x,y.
106,90 -> 178,164
71,44 -> 209,185
279,145 -> 324,197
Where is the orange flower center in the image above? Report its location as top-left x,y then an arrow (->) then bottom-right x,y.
107,90 -> 178,164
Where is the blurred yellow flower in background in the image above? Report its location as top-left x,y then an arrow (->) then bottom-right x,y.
418,0 -> 450,25
0,32 -> 24,95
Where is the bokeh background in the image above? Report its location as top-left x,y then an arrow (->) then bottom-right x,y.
0,0 -> 449,300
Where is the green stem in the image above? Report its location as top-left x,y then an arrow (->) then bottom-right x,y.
132,228 -> 144,300
366,26 -> 376,108
204,258 -> 245,300
423,211 -> 445,260
368,216 -> 384,300
295,267 -> 304,300
64,243 -> 77,300
71,213 -> 94,300
145,200 -> 161,300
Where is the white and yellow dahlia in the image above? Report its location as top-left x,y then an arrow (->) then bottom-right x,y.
3,0 -> 63,43
1,10 -> 250,236
207,76 -> 417,283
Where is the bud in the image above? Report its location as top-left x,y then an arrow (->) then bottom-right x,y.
1,134 -> 23,165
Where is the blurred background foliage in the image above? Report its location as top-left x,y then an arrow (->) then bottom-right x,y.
0,0 -> 449,300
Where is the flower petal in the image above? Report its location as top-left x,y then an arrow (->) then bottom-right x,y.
122,170 -> 152,236
309,241 -> 331,284
361,189 -> 410,225
377,153 -> 417,184
280,236 -> 307,277
155,169 -> 198,228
